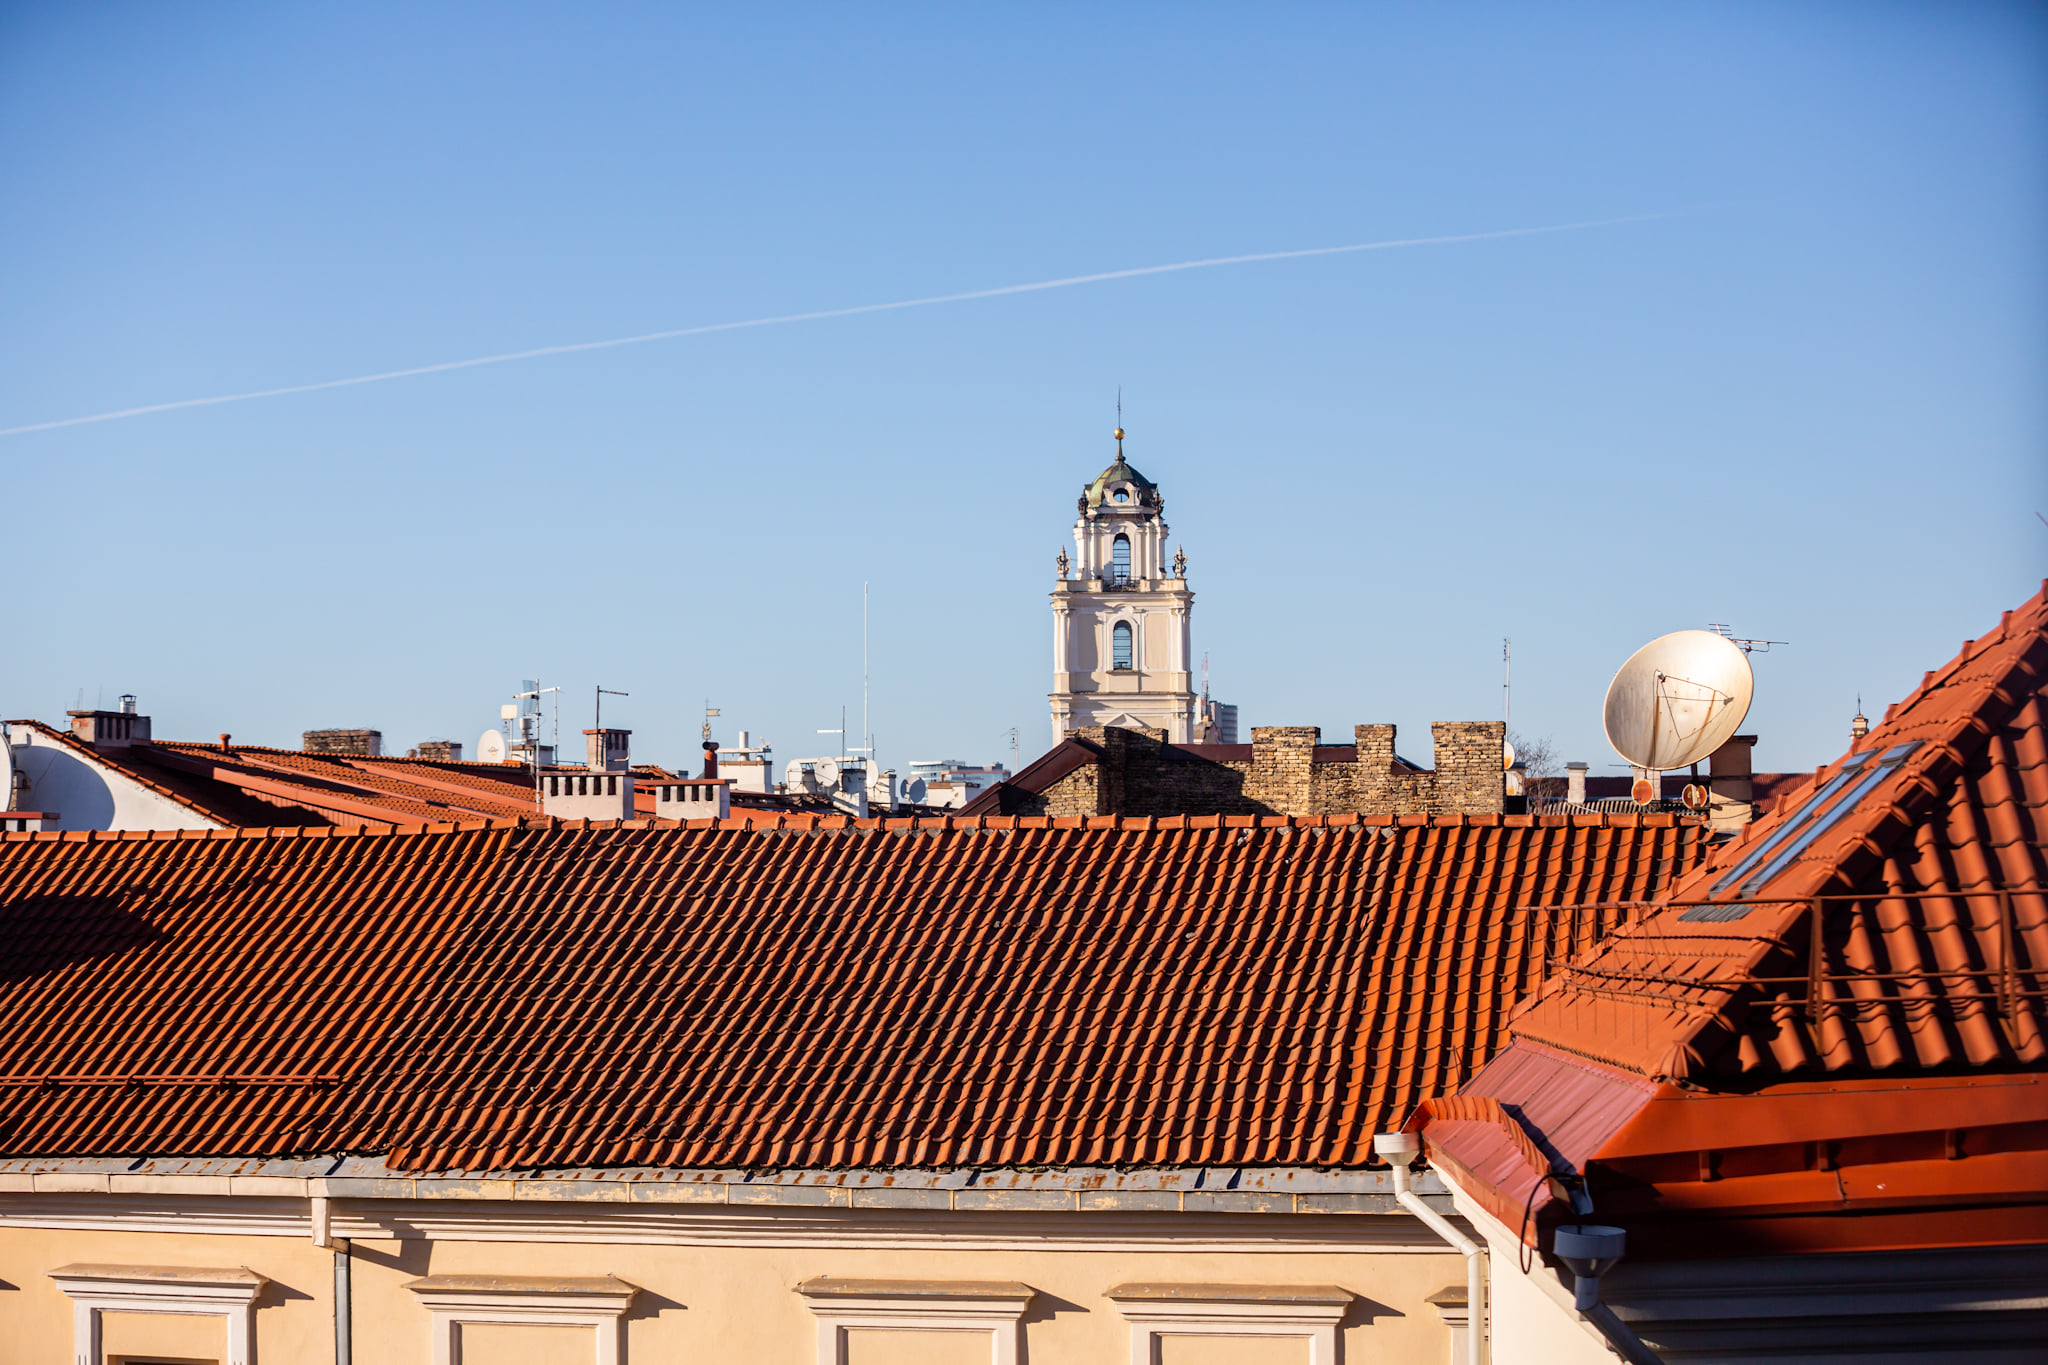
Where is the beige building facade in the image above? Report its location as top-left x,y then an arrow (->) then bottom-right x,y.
2,1166 -> 1478,1364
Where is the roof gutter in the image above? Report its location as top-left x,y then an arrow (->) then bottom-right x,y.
1387,1112 -> 1672,1365
1377,1133 -> 1486,1365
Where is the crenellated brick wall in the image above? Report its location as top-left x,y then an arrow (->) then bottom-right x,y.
1012,721 -> 1505,818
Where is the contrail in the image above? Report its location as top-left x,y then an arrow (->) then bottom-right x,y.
1,211 -> 1678,437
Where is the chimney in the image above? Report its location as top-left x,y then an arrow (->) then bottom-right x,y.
1565,762 -> 1588,806
654,777 -> 730,821
701,741 -> 719,780
303,728 -> 382,757
541,768 -> 635,821
69,705 -> 151,750
1708,734 -> 1757,834
834,760 -> 869,819
584,728 -> 631,773
412,739 -> 463,762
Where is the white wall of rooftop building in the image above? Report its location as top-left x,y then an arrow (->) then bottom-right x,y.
3,724 -> 217,832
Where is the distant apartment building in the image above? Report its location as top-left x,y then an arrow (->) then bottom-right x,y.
900,759 -> 1010,809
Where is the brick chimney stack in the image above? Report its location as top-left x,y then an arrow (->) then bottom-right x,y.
303,729 -> 381,757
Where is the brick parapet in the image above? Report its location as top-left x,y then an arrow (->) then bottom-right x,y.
1017,721 -> 1505,820
1430,721 -> 1507,815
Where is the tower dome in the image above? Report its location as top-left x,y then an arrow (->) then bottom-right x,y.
1080,429 -> 1162,511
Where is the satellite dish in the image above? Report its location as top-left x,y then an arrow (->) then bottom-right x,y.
0,728 -> 14,812
1501,739 -> 1516,772
477,729 -> 508,763
1603,630 -> 1755,772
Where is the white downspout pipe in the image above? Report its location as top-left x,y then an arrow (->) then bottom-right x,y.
311,1195 -> 351,1365
1378,1132 -> 1485,1365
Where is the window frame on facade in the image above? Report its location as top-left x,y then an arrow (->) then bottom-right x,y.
797,1277 -> 1034,1365
1107,1282 -> 1353,1365
404,1273 -> 639,1365
49,1263 -> 268,1365
1112,621 -> 1135,671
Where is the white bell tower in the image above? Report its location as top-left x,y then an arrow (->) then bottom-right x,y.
1049,426 -> 1202,744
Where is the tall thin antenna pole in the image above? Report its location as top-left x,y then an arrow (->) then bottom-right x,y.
862,581 -> 870,766
1503,638 -> 1512,735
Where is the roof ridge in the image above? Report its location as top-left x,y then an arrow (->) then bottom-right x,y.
1,808 -> 1686,841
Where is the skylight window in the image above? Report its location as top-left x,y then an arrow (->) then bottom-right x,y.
1699,742 -> 1922,905
1705,751 -> 1876,898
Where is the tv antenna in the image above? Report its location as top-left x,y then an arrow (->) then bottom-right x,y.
819,707 -> 848,760
595,684 -> 628,732
1706,623 -> 1788,655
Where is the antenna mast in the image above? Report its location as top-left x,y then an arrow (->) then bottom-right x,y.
862,581 -> 871,770
1503,638 -> 1511,735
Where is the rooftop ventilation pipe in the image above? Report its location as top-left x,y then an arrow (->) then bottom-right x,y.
1376,1131 -> 1486,1365
701,741 -> 719,780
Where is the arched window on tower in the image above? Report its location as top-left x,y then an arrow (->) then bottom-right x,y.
1112,621 -> 1134,671
1111,534 -> 1131,584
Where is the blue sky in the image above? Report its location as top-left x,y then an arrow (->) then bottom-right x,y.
3,2 -> 2043,779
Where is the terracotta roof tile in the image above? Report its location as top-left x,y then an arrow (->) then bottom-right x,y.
1501,580 -> 2048,1085
0,813 -> 1703,1170
1420,583 -> 2048,1258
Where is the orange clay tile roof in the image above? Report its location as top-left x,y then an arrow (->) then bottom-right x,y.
0,811 -> 1704,1172
1502,579 -> 2048,1085
1417,582 -> 2048,1258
